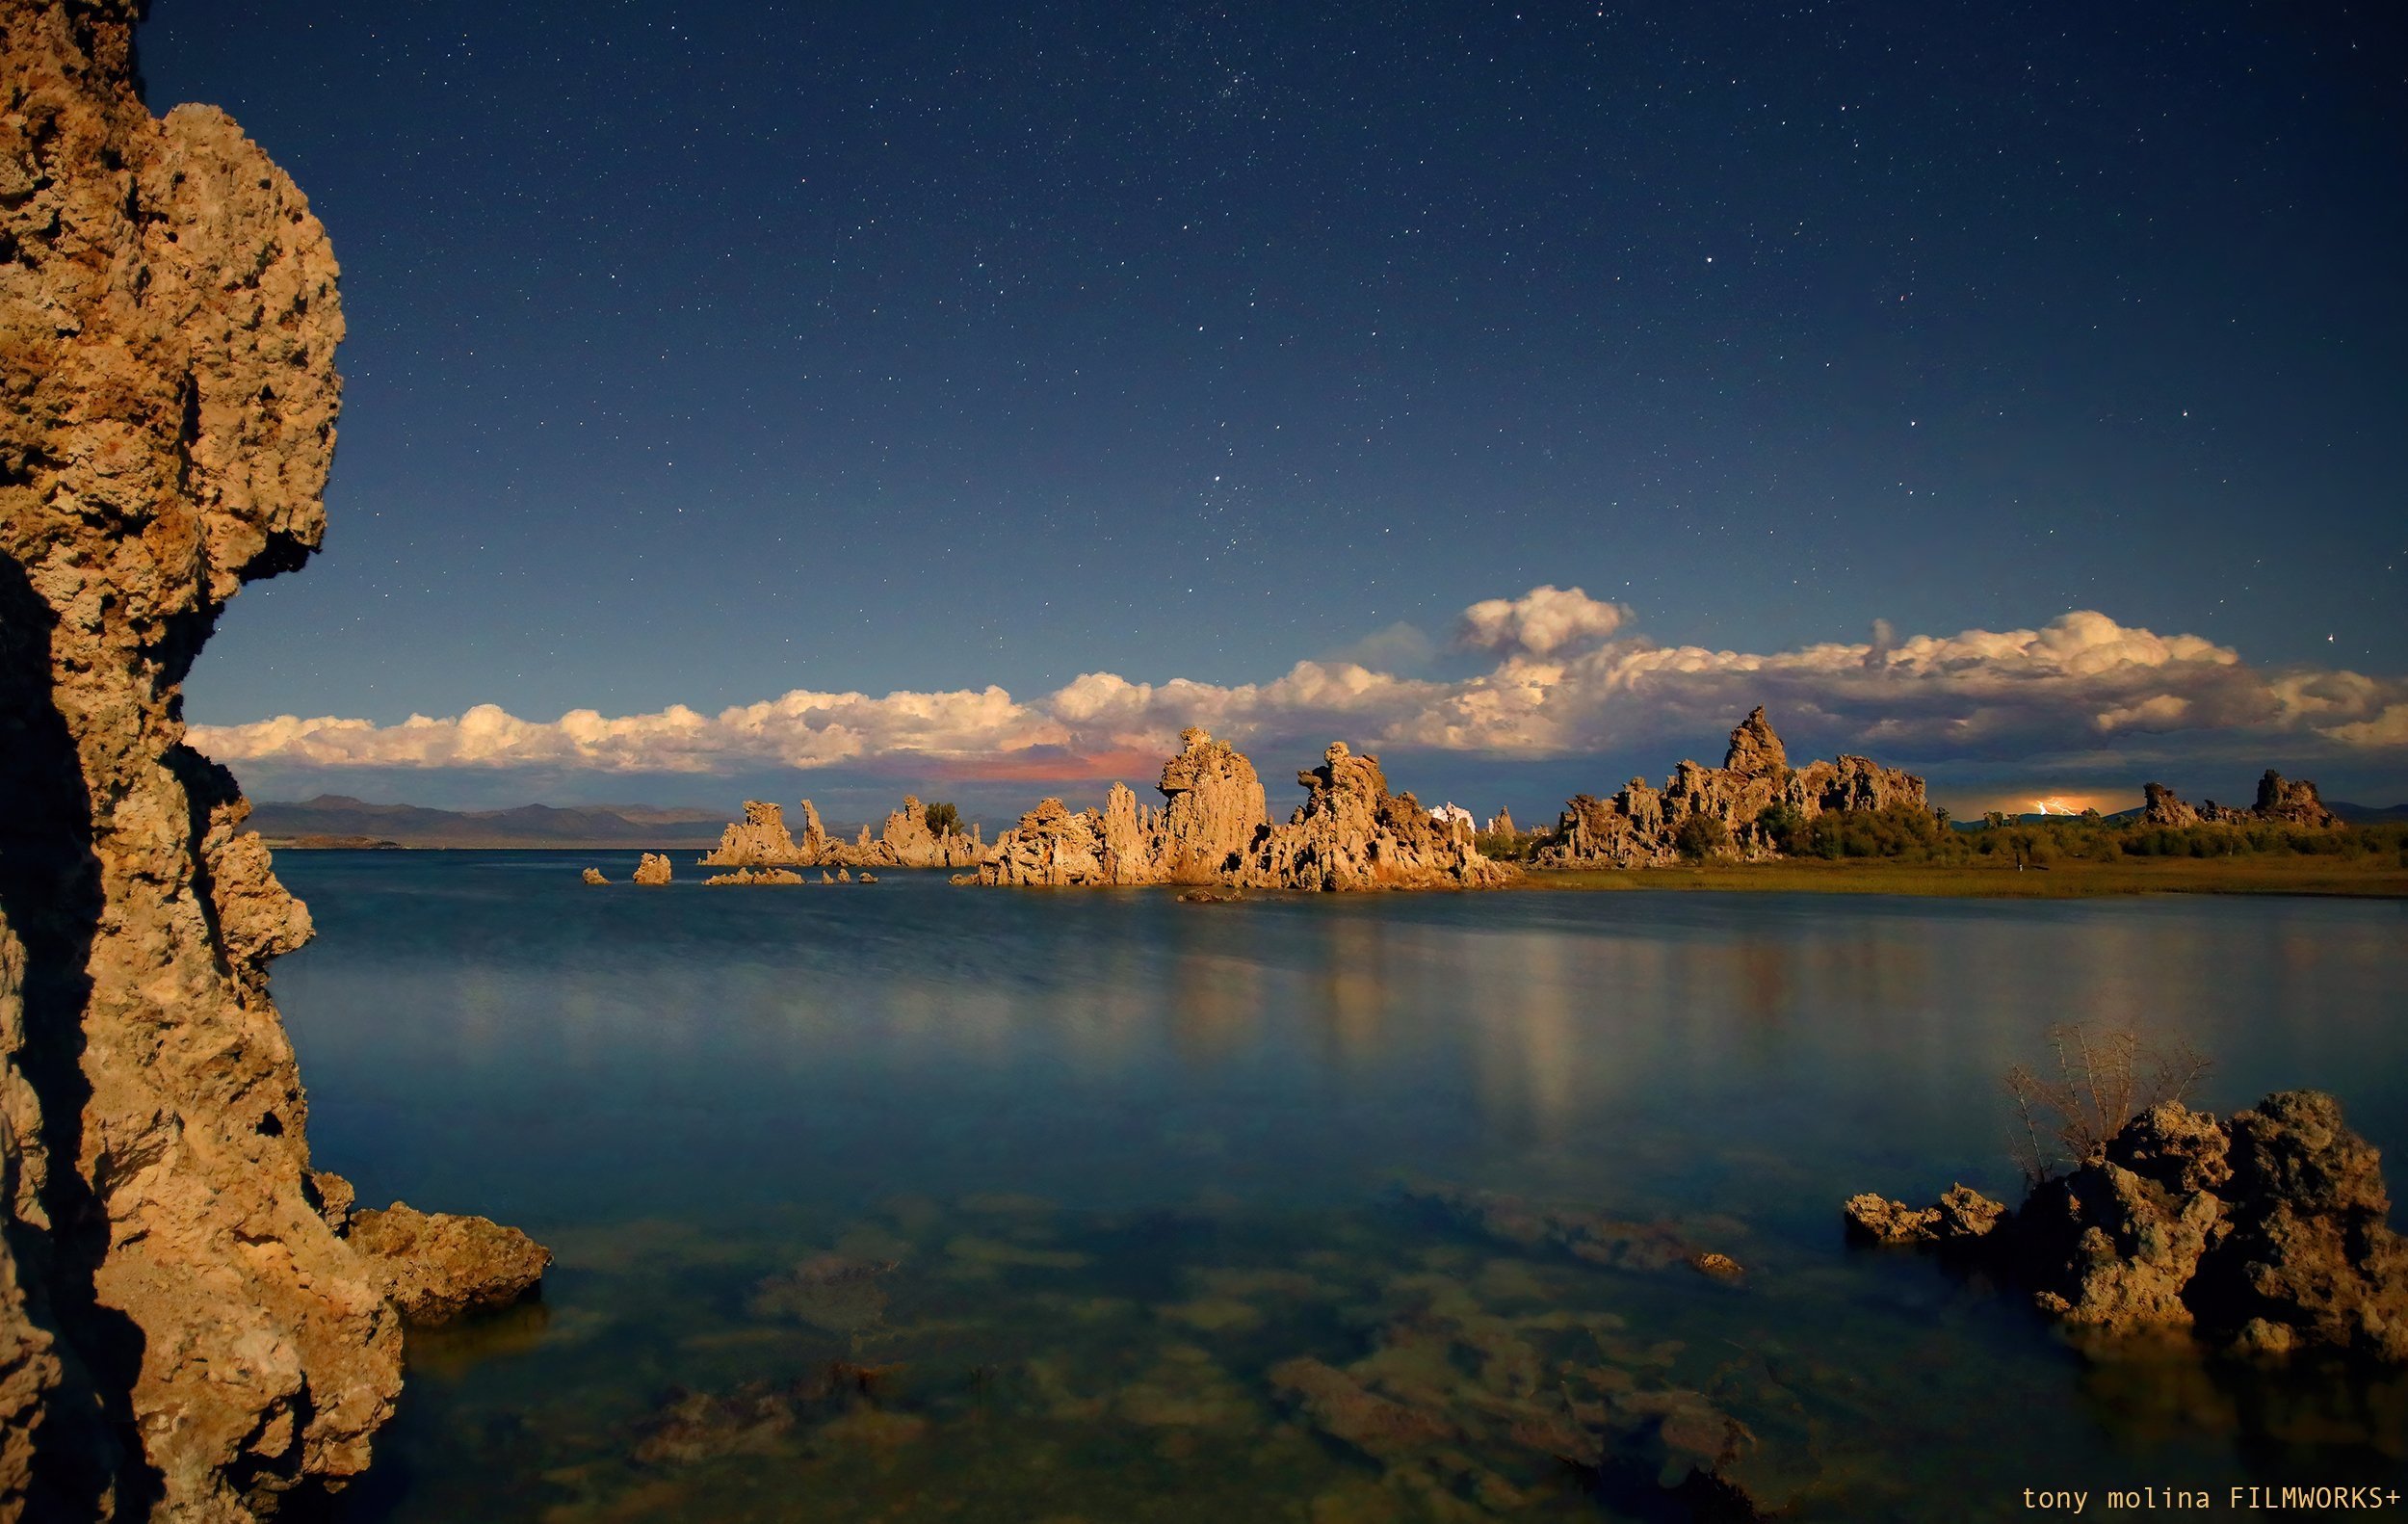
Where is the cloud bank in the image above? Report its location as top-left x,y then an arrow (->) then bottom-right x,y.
193,588 -> 2408,789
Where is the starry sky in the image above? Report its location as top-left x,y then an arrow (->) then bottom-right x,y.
140,2 -> 2407,817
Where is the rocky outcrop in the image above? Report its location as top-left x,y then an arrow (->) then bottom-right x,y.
340,1203 -> 552,1327
2140,781 -> 2201,828
971,798 -> 1125,887
1538,707 -> 1927,868
0,8 -> 542,1515
698,801 -> 809,867
1848,1092 -> 2407,1360
1150,728 -> 1269,882
702,797 -> 982,870
851,797 -> 983,870
581,867 -> 607,884
971,730 -> 1502,891
1485,806 -> 1516,838
972,729 -> 1269,887
632,852 -> 674,885
1231,743 -> 1516,891
2139,771 -> 2343,830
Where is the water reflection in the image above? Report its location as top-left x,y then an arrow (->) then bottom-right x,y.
260,857 -> 2408,1519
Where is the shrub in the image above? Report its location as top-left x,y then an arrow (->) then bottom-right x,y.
1755,802 -> 1806,854
2003,1024 -> 2212,1185
1673,812 -> 1732,861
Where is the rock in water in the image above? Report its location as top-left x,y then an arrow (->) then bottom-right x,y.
1152,727 -> 1269,882
344,1203 -> 553,1325
1848,1092 -> 2408,1360
1231,742 -> 1517,890
582,867 -> 608,884
633,852 -> 674,885
699,801 -> 807,867
0,9 -> 542,1513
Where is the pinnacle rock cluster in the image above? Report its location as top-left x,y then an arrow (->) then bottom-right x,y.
2141,771 -> 2343,830
698,796 -> 982,872
972,729 -> 1508,891
1537,707 -> 1926,867
0,7 -> 544,1515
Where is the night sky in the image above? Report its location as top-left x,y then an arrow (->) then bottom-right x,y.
139,2 -> 2407,817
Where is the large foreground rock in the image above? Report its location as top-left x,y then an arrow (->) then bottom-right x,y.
0,8 -> 542,1515
1848,1092 -> 2408,1361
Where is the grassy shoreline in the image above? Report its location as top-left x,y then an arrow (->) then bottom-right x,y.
1516,856 -> 2408,898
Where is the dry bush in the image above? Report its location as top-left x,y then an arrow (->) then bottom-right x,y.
2004,1023 -> 2212,1185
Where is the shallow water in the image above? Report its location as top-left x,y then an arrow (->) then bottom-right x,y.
270,852 -> 2408,1521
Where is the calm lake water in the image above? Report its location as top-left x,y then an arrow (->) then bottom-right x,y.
270,851 -> 2408,1521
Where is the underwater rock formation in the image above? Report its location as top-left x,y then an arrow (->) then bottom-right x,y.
1847,1091 -> 2408,1360
0,8 -> 545,1513
1231,743 -> 1515,891
1539,707 -> 1926,868
632,853 -> 674,885
2141,771 -> 2343,830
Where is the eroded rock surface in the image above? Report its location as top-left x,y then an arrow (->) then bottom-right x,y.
0,8 -> 542,1513
633,852 -> 673,885
1232,743 -> 1515,891
343,1202 -> 553,1326
2139,771 -> 2343,830
1848,1092 -> 2408,1360
975,729 -> 1273,887
1539,707 -> 1926,868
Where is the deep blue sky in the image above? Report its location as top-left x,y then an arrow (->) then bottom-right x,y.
138,3 -> 2406,813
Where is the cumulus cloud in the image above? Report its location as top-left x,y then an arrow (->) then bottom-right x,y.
1454,585 -> 1634,657
191,594 -> 2408,787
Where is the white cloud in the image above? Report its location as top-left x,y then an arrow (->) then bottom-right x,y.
1454,585 -> 1634,657
189,595 -> 2408,782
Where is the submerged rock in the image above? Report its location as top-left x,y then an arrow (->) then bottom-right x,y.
704,867 -> 804,885
747,1253 -> 899,1335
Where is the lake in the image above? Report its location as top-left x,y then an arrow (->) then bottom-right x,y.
269,851 -> 2408,1521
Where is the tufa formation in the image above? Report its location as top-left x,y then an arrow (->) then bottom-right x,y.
1538,707 -> 1925,867
699,797 -> 982,871
2140,771 -> 2343,830
1,8 -> 544,1516
1845,1091 -> 2407,1361
971,729 -> 1507,891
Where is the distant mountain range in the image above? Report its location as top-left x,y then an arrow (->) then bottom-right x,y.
249,795 -> 731,849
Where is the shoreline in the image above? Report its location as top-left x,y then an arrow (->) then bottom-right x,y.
270,844 -> 2408,898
